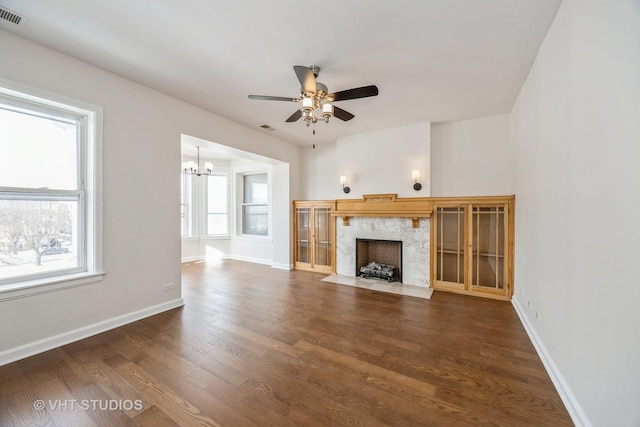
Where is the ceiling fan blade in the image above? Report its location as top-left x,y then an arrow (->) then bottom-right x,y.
285,109 -> 302,123
328,85 -> 379,102
293,66 -> 317,95
248,95 -> 298,102
333,106 -> 355,121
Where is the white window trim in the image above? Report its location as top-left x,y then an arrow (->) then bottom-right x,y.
205,172 -> 230,237
239,170 -> 271,239
180,167 -> 231,239
180,172 -> 191,237
0,78 -> 104,301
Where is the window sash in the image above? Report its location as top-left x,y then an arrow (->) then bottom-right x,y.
0,190 -> 86,285
0,95 -> 82,125
241,204 -> 268,236
206,174 -> 228,235
0,90 -> 89,287
180,173 -> 190,237
240,173 -> 269,237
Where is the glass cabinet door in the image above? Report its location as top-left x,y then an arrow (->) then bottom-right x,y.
432,198 -> 512,300
434,206 -> 466,289
313,207 -> 332,268
471,206 -> 506,291
294,202 -> 335,272
295,207 -> 311,265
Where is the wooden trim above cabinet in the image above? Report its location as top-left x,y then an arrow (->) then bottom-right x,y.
331,194 -> 433,228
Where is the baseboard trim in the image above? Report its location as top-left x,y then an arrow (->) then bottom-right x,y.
512,298 -> 591,427
0,298 -> 184,366
228,254 -> 272,266
181,256 -> 204,263
271,263 -> 293,270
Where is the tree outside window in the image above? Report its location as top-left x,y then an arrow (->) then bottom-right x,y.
0,90 -> 91,284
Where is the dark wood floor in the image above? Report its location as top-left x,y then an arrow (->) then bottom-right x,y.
0,260 -> 572,426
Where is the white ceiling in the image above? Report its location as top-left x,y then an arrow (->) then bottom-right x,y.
181,134 -> 282,164
0,0 -> 561,147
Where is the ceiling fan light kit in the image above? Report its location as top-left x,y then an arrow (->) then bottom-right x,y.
249,65 -> 378,127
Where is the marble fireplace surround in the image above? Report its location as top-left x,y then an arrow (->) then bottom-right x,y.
332,194 -> 432,287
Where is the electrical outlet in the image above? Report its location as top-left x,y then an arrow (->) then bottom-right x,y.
528,300 -> 532,308
535,310 -> 540,321
163,282 -> 175,291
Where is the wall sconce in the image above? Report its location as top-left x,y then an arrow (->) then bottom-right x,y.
412,170 -> 422,191
340,175 -> 351,193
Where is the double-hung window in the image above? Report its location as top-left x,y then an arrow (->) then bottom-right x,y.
206,174 -> 228,235
180,172 -> 191,237
241,173 -> 268,236
0,83 -> 101,291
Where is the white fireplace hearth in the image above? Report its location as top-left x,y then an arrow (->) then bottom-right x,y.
336,216 -> 430,287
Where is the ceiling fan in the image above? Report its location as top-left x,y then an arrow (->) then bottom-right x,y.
248,65 -> 379,127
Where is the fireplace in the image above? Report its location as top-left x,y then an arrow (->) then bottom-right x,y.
355,238 -> 402,283
336,216 -> 430,287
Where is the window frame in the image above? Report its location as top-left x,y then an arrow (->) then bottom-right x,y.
240,172 -> 270,238
0,78 -> 103,300
180,172 -> 191,237
180,166 -> 231,239
205,173 -> 230,236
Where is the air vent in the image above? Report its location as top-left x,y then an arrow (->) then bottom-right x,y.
0,6 -> 28,28
260,124 -> 276,131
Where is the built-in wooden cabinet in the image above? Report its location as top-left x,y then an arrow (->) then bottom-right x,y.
292,195 -> 513,300
431,196 -> 514,300
293,201 -> 336,273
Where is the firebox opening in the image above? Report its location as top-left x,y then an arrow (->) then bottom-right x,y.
355,238 -> 402,283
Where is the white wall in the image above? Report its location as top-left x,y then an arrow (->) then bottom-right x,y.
0,30 -> 300,360
511,1 -> 640,426
299,142 -> 337,201
270,163 -> 292,269
337,123 -> 431,198
431,114 -> 512,197
302,116 -> 512,199
300,123 -> 431,200
181,237 -> 230,263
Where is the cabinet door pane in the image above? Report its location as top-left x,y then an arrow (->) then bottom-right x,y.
471,206 -> 505,289
296,208 -> 310,264
314,207 -> 332,267
435,207 -> 465,284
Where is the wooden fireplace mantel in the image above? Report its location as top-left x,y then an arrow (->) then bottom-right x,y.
331,194 -> 433,228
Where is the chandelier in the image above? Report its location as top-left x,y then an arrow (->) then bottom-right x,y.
181,146 -> 213,176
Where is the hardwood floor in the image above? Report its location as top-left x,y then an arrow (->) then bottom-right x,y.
0,260 -> 572,426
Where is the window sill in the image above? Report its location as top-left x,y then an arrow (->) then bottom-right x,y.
0,271 -> 106,302
202,235 -> 231,240
234,235 -> 273,242
182,235 -> 231,241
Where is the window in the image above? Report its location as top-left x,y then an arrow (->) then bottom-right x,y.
180,172 -> 191,237
241,173 -> 268,236
206,174 -> 228,235
0,83 -> 101,290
